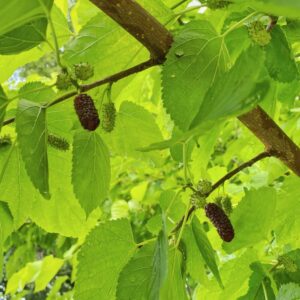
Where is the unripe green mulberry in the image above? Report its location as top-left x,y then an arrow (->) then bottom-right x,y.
222,196 -> 233,215
197,179 -> 212,195
215,196 -> 233,215
278,255 -> 298,272
205,203 -> 234,242
74,62 -> 94,81
74,94 -> 100,131
207,0 -> 230,9
56,72 -> 73,90
190,192 -> 206,209
48,134 -> 69,151
101,102 -> 116,132
248,21 -> 271,46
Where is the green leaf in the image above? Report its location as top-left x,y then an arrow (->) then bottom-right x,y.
72,131 -> 110,215
162,20 -> 227,130
117,243 -> 156,300
265,26 -> 298,83
181,225 -> 209,285
160,248 -> 188,300
75,219 -> 136,300
0,85 -> 8,131
0,201 -> 13,280
105,101 -> 163,163
274,176 -> 300,245
6,255 -> 63,295
18,81 -> 56,104
0,0 -> 52,36
0,144 -> 37,227
223,187 -> 277,253
191,216 -> 223,287
238,262 -> 275,300
191,46 -> 267,127
232,0 -> 300,19
0,19 -> 48,55
117,215 -> 167,300
148,213 -> 168,300
16,100 -> 49,198
277,283 -> 300,300
63,13 -> 147,80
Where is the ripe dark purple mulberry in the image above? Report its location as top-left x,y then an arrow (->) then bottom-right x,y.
74,94 -> 100,131
205,203 -> 234,242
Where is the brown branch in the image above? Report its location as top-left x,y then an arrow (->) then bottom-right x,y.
238,107 -> 300,176
90,0 -> 173,60
89,0 -> 300,177
173,151 -> 272,233
2,59 -> 158,126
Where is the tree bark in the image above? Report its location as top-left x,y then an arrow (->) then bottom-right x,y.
90,0 -> 173,61
90,0 -> 300,176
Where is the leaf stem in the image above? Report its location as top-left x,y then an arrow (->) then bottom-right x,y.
136,237 -> 157,247
175,202 -> 190,248
173,151 -> 273,233
38,0 -> 64,69
222,12 -> 258,37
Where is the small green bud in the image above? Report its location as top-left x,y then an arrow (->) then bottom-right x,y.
74,62 -> 94,81
101,102 -> 116,132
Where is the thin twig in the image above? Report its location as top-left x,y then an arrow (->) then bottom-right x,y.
173,151 -> 273,233
2,59 -> 159,126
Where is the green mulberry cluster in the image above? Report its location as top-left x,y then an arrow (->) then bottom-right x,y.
215,196 -> 233,215
48,134 -> 69,151
74,94 -> 100,131
101,102 -> 116,132
197,179 -> 212,195
205,203 -> 234,242
278,255 -> 298,273
248,21 -> 271,46
190,192 -> 206,209
74,62 -> 94,81
56,72 -> 73,90
206,0 -> 230,9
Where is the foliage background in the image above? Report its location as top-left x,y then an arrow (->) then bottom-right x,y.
0,0 -> 299,299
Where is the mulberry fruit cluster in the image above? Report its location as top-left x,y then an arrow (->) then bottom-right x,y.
215,196 -> 233,215
74,94 -> 100,131
205,203 -> 234,242
248,21 -> 271,46
190,192 -> 206,209
101,102 -> 116,132
207,0 -> 230,9
56,72 -> 73,90
197,179 -> 212,195
278,255 -> 298,273
74,62 -> 94,81
48,134 -> 70,151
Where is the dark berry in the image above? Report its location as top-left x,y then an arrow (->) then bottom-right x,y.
205,203 -> 234,242
74,94 -> 100,131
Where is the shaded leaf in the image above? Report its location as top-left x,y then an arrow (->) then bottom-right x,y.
16,100 -> 49,198
74,219 -> 136,300
72,131 -> 110,215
